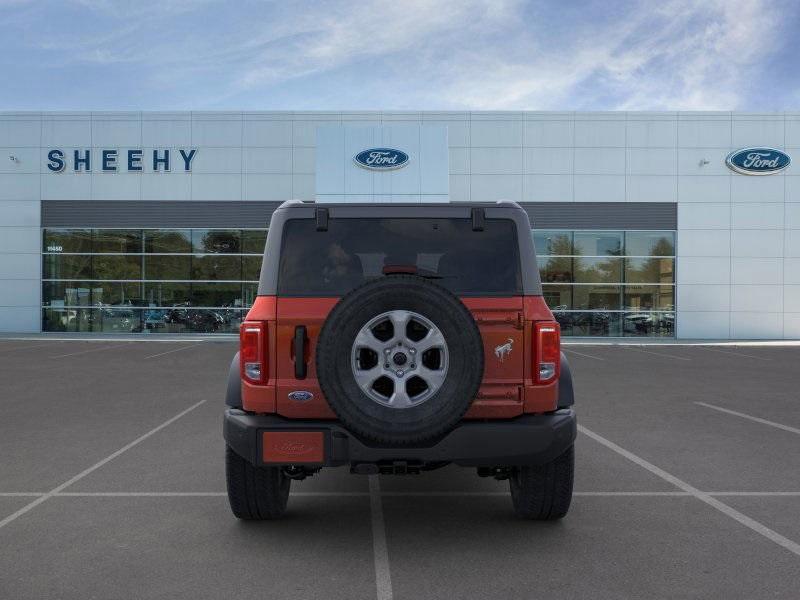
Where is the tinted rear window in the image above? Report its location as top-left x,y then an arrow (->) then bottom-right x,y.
277,218 -> 522,296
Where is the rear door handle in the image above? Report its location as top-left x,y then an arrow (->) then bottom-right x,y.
293,326 -> 307,379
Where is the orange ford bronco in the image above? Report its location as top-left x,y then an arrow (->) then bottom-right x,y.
224,201 -> 576,520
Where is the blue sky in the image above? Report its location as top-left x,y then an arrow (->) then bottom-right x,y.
1,0 -> 798,111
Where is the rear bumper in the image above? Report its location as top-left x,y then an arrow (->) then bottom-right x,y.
223,408 -> 576,468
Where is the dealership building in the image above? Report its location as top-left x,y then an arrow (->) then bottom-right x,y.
0,110 -> 798,339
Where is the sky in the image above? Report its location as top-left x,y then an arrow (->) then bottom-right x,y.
1,0 -> 798,111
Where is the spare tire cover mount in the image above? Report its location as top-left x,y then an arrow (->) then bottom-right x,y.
316,275 -> 484,445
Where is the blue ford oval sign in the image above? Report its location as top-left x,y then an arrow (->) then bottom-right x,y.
288,390 -> 313,402
354,148 -> 409,170
726,147 -> 790,175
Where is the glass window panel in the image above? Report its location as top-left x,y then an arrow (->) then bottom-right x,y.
42,307 -> 94,332
243,256 -> 262,281
278,218 -> 522,296
243,283 -> 258,307
142,308 -> 169,332
93,229 -> 142,253
44,281 -> 143,307
161,308 -> 244,334
573,257 -> 622,283
192,229 -> 241,254
92,255 -> 142,280
623,312 -> 675,337
144,255 -> 191,280
573,285 -> 622,310
143,282 -> 191,307
625,231 -> 675,256
538,256 -> 573,283
43,229 -> 92,253
99,282 -> 143,306
567,311 -> 621,337
43,281 -> 67,307
221,309 -> 246,333
190,282 -> 244,307
573,231 -> 622,256
43,254 -> 92,279
541,285 -> 572,310
242,230 -> 268,254
43,281 -> 90,306
533,231 -> 573,256
94,307 -> 143,333
42,308 -> 67,332
191,255 -> 242,280
625,257 -> 674,284
144,230 -> 192,253
624,285 -> 674,311
164,307 -> 226,333
553,311 -> 574,337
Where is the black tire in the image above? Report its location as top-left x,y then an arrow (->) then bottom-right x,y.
316,274 -> 484,445
225,445 -> 290,520
509,446 -> 574,520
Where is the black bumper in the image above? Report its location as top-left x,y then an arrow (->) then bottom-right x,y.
223,408 -> 576,468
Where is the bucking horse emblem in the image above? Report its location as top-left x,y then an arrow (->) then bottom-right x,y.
494,338 -> 514,362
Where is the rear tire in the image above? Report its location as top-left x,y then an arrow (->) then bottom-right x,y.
225,445 -> 290,520
509,446 -> 574,520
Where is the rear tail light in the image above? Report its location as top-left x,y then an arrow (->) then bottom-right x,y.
240,321 -> 267,384
534,321 -> 560,384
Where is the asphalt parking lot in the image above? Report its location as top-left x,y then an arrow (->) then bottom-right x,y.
1,338 -> 799,599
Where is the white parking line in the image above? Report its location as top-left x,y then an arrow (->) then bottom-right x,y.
50,343 -> 132,358
52,491 -> 371,497
369,475 -> 393,600
696,402 -> 800,436
706,492 -> 800,497
380,491 -> 692,497
578,424 -> 800,558
623,346 -> 691,361
0,400 -> 206,531
143,344 -> 202,359
695,347 -> 771,361
4,490 -> 800,498
563,348 -> 605,361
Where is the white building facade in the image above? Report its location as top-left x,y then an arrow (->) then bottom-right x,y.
0,111 -> 798,339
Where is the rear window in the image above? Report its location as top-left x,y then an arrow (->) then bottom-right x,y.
277,218 -> 522,296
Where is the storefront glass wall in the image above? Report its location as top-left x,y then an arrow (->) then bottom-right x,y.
42,229 -> 266,333
42,227 -> 676,337
534,230 -> 676,337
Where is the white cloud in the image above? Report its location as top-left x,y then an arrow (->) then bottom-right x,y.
429,0 -> 785,110
236,0 -> 518,90
2,0 -> 793,109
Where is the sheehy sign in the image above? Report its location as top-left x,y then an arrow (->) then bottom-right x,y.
46,148 -> 197,172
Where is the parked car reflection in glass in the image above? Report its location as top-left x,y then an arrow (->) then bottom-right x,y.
164,303 -> 224,333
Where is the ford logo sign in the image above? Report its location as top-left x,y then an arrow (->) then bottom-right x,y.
288,390 -> 313,402
354,148 -> 409,170
726,147 -> 790,175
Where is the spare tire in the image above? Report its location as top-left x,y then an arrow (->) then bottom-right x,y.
316,275 -> 484,445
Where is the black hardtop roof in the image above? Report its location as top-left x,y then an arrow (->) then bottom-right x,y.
273,199 -> 526,216
257,200 -> 542,296
277,199 -> 523,208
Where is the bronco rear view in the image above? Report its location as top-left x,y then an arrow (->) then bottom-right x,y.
224,201 -> 576,520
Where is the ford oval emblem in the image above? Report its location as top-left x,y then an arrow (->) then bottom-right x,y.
725,147 -> 790,175
288,390 -> 313,402
354,148 -> 409,170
